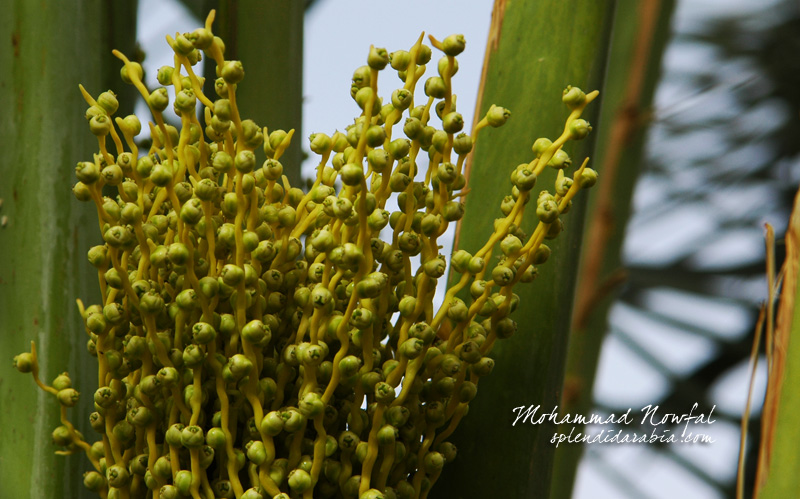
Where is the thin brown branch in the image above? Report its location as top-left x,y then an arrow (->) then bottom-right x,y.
572,0 -> 661,330
738,305 -> 765,499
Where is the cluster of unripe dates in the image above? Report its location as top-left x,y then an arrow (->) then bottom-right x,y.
14,10 -> 597,499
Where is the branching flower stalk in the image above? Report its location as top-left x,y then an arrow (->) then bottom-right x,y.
13,10 -> 598,499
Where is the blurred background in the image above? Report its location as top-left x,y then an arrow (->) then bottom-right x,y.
572,0 -> 800,497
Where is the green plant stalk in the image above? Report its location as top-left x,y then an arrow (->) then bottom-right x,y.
756,189 -> 800,497
434,1 -> 614,497
551,1 -> 675,496
0,1 -> 136,497
204,0 -> 304,188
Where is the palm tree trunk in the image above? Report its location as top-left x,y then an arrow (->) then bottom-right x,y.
433,1 -> 615,497
551,1 -> 676,497
0,2 -> 136,496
